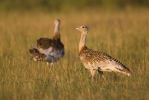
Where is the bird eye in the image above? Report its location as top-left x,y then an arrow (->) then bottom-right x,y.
82,26 -> 84,28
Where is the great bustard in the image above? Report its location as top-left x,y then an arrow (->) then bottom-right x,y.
29,19 -> 65,68
76,25 -> 131,81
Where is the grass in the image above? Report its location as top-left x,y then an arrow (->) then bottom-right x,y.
0,9 -> 149,100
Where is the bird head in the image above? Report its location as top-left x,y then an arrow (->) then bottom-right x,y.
76,25 -> 89,34
54,19 -> 61,25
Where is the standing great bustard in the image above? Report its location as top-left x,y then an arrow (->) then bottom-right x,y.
29,19 -> 65,68
76,25 -> 131,81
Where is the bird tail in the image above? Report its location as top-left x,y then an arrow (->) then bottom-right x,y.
122,68 -> 131,76
117,66 -> 131,76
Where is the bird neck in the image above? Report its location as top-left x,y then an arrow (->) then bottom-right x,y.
79,32 -> 87,52
53,24 -> 60,40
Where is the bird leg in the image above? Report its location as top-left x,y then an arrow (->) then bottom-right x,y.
47,62 -> 54,69
98,70 -> 106,81
50,63 -> 54,69
90,69 -> 96,82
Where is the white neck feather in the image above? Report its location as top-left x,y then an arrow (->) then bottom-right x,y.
79,32 -> 87,52
54,24 -> 60,35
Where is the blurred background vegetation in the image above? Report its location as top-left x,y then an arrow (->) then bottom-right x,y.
0,0 -> 149,12
0,0 -> 149,100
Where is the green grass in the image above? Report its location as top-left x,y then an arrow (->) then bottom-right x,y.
0,9 -> 149,100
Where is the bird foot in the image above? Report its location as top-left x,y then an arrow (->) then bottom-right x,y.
102,75 -> 106,82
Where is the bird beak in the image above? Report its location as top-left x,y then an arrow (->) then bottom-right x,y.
76,27 -> 79,30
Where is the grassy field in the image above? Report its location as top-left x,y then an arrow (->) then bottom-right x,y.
0,9 -> 149,100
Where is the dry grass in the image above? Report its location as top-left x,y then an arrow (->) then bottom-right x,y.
0,9 -> 149,100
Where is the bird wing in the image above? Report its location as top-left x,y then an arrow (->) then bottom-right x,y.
37,38 -> 54,49
29,48 -> 46,61
79,48 -> 128,72
37,38 -> 64,58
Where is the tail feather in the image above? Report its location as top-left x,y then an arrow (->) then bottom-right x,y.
116,67 -> 131,76
122,68 -> 131,76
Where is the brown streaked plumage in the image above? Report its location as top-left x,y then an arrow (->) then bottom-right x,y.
29,19 -> 65,68
37,37 -> 64,50
76,25 -> 131,81
29,48 -> 46,61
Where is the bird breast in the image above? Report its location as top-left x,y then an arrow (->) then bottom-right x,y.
38,47 -> 64,58
38,47 -> 54,56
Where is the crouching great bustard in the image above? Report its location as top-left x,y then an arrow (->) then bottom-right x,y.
29,19 -> 64,68
76,25 -> 131,80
